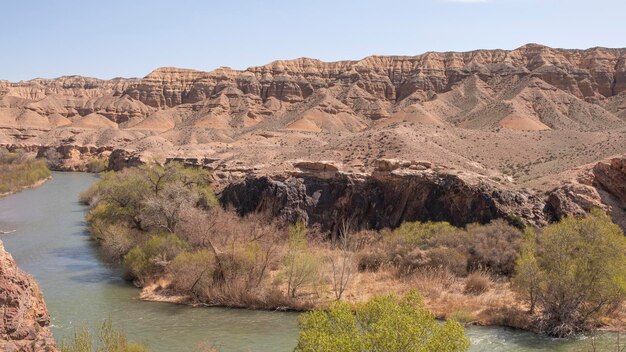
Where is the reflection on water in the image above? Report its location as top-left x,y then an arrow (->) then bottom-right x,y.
0,172 -> 615,352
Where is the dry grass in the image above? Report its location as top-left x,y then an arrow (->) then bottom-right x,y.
140,256 -> 626,333
463,270 -> 491,295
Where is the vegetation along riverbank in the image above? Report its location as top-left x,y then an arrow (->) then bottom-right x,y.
78,161 -> 626,339
0,148 -> 51,197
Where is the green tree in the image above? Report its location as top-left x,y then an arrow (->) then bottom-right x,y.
511,226 -> 540,313
513,209 -> 626,337
296,290 -> 469,352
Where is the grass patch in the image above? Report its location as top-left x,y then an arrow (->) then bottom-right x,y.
0,150 -> 50,195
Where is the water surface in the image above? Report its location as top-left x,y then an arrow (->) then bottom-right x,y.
0,172 -> 614,351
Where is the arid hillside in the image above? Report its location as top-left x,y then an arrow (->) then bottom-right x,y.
1,44 -> 626,229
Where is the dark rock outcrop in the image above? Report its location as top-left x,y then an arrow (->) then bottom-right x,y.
0,240 -> 56,352
221,168 -> 549,233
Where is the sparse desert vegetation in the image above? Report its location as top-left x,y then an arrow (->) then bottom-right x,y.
60,319 -> 149,352
0,148 -> 51,195
80,162 -> 626,338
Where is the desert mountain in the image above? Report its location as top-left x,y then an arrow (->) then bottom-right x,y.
1,44 -> 626,229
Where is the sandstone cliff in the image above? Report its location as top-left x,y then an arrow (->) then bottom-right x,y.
2,44 -> 626,230
0,241 -> 56,352
2,44 -> 625,136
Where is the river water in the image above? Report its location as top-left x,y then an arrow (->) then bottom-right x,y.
0,172 -> 615,351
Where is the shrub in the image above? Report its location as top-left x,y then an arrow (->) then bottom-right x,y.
139,181 -> 197,232
97,224 -> 139,262
86,158 -> 109,173
60,318 -> 149,352
465,220 -> 522,276
448,310 -> 476,325
83,170 -> 151,227
463,271 -> 490,295
123,233 -> 186,283
392,221 -> 458,246
426,247 -> 468,277
295,290 -> 470,352
511,227 -> 540,313
283,222 -> 323,298
169,250 -> 214,295
356,247 -> 387,272
513,209 -> 626,337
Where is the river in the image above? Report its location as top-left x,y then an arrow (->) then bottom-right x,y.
0,172 -> 614,351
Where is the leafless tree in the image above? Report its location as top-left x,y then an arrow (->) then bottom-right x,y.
329,220 -> 356,300
140,181 -> 197,232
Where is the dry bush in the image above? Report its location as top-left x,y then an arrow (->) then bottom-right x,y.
140,181 -> 198,233
168,249 -> 214,295
426,247 -> 469,277
463,271 -> 491,295
328,222 -> 357,300
356,247 -> 388,272
283,222 -> 323,298
395,248 -> 429,276
99,224 -> 142,262
85,157 -> 108,173
478,305 -> 532,330
410,267 -> 458,296
465,220 -> 522,276
175,207 -> 286,304
352,229 -> 386,251
448,309 -> 476,325
380,221 -> 472,277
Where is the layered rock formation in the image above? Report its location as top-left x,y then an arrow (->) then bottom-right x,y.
2,44 -> 626,229
0,241 -> 56,351
2,44 -> 625,137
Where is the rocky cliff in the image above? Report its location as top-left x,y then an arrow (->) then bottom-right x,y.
2,44 -> 626,229
220,161 -> 546,232
0,241 -> 56,352
219,156 -> 626,232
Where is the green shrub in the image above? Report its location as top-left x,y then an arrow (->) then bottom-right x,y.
513,209 -> 626,337
123,233 -> 186,283
392,221 -> 457,246
296,290 -> 469,352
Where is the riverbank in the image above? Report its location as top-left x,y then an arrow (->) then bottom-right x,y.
0,149 -> 51,198
0,175 -> 51,198
78,163 -> 626,340
138,267 -> 626,335
2,171 -> 622,351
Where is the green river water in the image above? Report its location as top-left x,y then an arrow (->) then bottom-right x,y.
0,172 -> 616,351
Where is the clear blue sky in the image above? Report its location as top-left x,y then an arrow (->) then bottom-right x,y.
2,0 -> 625,82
